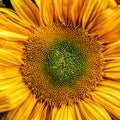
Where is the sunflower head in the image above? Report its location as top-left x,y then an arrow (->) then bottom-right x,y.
0,0 -> 120,119
20,23 -> 104,106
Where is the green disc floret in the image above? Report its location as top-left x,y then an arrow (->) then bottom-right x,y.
45,40 -> 86,87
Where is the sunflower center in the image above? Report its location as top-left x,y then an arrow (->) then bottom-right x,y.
21,24 -> 104,106
45,40 -> 86,87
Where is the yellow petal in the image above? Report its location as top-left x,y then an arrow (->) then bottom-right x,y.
52,106 -> 58,120
104,66 -> 120,72
104,55 -> 120,61
68,0 -> 84,26
34,0 -> 44,25
43,0 -> 54,25
0,76 -> 22,90
76,102 -> 86,119
29,102 -> 45,120
0,40 -> 24,53
36,0 -> 54,25
0,82 -> 30,112
0,30 -> 28,42
0,8 -> 21,22
104,71 -> 120,80
73,104 -> 82,120
36,0 -> 116,26
0,66 -> 20,80
55,105 -> 66,120
54,105 -> 75,120
97,26 -> 120,43
34,0 -> 40,8
6,93 -> 37,120
11,0 -> 39,27
53,0 -> 66,24
0,49 -> 23,66
40,105 -> 53,120
100,80 -> 120,90
91,90 -> 120,119
0,8 -> 34,31
104,41 -> 120,60
104,61 -> 120,81
105,60 -> 120,69
89,7 -> 120,43
104,40 -> 120,55
79,99 -> 112,120
67,105 -> 78,120
0,14 -> 31,36
104,61 -> 120,72
54,105 -> 64,120
66,105 -> 76,120
80,0 -> 117,28
95,87 -> 120,103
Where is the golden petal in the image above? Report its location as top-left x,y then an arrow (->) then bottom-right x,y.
52,106 -> 58,120
4,105 -> 19,119
35,0 -> 116,26
79,0 -> 117,28
0,49 -> 23,66
79,99 -> 111,120
88,6 -> 120,43
28,102 -> 45,120
0,66 -> 20,80
73,104 -> 82,120
37,0 -> 54,25
53,105 -> 65,120
43,0 -> 54,25
0,8 -> 33,30
0,30 -> 28,42
105,60 -> 120,69
98,27 -> 120,43
34,0 -> 45,25
10,0 -> 39,27
0,76 -> 22,90
0,83 -> 30,112
104,55 -> 120,61
0,40 -> 24,53
6,93 -> 37,120
109,113 -> 119,120
40,105 -> 53,120
95,86 -> 120,100
0,8 -> 21,22
104,60 -> 120,73
67,0 -> 84,26
0,14 -> 31,36
104,66 -> 120,72
104,40 -> 120,60
53,0 -> 66,24
54,105 -> 75,120
100,80 -> 120,90
67,105 -> 76,120
91,90 -> 120,119
104,40 -> 120,55
34,0 -> 40,8
104,72 -> 120,80
53,0 -> 84,25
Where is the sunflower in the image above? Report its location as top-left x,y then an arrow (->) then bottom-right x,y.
0,0 -> 120,119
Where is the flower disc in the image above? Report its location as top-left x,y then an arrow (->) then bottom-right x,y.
21,24 -> 104,106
